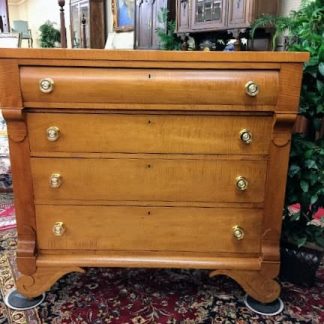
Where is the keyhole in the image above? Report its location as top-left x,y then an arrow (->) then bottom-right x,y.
148,74 -> 151,79
147,211 -> 151,215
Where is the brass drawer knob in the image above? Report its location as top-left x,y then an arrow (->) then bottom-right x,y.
245,81 -> 259,97
240,129 -> 252,144
236,176 -> 248,191
49,173 -> 62,188
39,78 -> 54,93
232,225 -> 244,240
53,222 -> 65,236
46,126 -> 60,142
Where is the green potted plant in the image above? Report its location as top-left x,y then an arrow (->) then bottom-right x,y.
156,8 -> 181,50
252,0 -> 324,286
39,20 -> 61,48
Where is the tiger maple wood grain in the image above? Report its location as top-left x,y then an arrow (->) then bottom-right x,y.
0,49 -> 308,301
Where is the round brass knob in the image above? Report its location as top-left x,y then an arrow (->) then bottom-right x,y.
245,81 -> 259,97
240,129 -> 253,144
232,225 -> 244,240
53,222 -> 65,236
236,176 -> 248,191
49,173 -> 62,188
46,126 -> 60,142
39,78 -> 54,93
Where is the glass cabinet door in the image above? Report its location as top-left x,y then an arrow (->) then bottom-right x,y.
71,3 -> 80,48
70,0 -> 90,48
192,0 -> 226,30
80,2 -> 90,48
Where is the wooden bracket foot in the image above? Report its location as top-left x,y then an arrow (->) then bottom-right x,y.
16,266 -> 85,298
209,269 -> 280,303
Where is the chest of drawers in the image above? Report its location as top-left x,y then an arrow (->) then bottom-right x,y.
0,49 -> 308,302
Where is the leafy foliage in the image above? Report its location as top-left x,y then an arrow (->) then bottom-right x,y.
156,8 -> 181,50
284,136 -> 324,247
250,15 -> 292,50
39,20 -> 60,48
253,0 -> 324,248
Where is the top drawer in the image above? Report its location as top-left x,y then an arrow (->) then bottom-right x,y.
20,67 -> 279,107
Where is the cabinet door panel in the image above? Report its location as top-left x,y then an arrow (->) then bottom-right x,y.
228,0 -> 249,28
135,0 -> 153,49
177,0 -> 190,32
191,0 -> 227,31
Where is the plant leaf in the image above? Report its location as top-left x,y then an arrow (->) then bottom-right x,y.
296,236 -> 307,248
300,180 -> 309,192
290,212 -> 301,221
314,235 -> 324,248
289,164 -> 301,177
319,62 -> 324,77
305,160 -> 318,169
310,194 -> 318,205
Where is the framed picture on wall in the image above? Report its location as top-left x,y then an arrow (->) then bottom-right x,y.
112,0 -> 135,32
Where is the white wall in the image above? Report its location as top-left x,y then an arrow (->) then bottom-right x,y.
8,0 -> 71,48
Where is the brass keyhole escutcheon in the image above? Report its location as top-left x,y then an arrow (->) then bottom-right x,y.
240,129 -> 252,144
245,81 -> 259,97
46,126 -> 60,142
236,176 -> 248,191
39,78 -> 54,93
53,222 -> 65,236
49,173 -> 62,189
232,225 -> 244,240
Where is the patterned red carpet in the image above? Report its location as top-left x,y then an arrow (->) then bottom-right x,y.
0,229 -> 323,323
0,201 -> 15,231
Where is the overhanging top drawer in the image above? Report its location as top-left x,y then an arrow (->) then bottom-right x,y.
20,67 -> 279,107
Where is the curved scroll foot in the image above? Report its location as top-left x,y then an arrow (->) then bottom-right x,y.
16,266 -> 85,298
209,270 -> 280,304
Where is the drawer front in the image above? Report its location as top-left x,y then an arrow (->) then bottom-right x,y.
27,113 -> 273,155
31,158 -> 267,203
36,205 -> 262,253
20,67 -> 279,106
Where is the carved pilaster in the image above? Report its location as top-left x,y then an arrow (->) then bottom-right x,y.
261,113 -> 297,264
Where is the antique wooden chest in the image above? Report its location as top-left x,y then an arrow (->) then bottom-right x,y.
0,49 -> 308,302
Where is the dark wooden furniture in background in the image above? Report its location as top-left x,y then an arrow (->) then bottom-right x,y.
58,0 -> 68,48
135,0 -> 175,49
0,0 -> 10,33
176,0 -> 278,33
70,0 -> 105,48
0,49 -> 308,302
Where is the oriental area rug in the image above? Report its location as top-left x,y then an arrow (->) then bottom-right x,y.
0,229 -> 323,323
0,195 -> 15,232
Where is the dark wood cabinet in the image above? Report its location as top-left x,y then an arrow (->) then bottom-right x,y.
191,0 -> 227,31
0,0 -> 10,33
177,0 -> 278,33
70,0 -> 105,48
135,0 -> 175,49
177,0 -> 190,33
